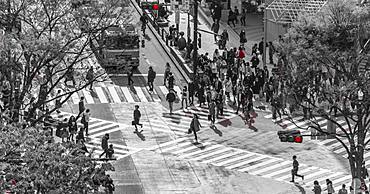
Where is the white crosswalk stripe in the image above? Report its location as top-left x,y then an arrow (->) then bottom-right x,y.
71,91 -> 80,104
108,86 -> 121,103
120,86 -> 135,102
95,87 -> 108,103
82,89 -> 95,104
150,137 -> 353,190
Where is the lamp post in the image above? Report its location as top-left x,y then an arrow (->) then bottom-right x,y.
192,0 -> 198,81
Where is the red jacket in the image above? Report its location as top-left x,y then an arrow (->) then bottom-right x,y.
238,50 -> 245,59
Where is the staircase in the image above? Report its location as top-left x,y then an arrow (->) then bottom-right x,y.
359,39 -> 370,75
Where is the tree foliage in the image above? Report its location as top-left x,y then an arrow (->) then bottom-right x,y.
276,0 -> 370,178
0,121 -> 113,193
0,0 -> 133,123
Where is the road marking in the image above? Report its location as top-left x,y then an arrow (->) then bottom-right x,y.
238,157 -> 282,172
134,86 -> 148,102
179,144 -> 224,159
147,137 -> 189,151
213,152 -> 254,166
225,155 -> 267,170
202,150 -> 242,164
276,166 -> 317,181
108,86 -> 121,103
250,160 -> 291,175
82,89 -> 94,104
160,141 -> 193,153
89,126 -> 121,138
172,142 -> 212,155
95,87 -> 108,103
120,87 -> 135,103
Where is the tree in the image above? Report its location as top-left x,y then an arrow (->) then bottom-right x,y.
0,121 -> 114,193
0,0 -> 134,124
275,0 -> 370,180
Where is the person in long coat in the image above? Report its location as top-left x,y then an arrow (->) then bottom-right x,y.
189,114 -> 202,143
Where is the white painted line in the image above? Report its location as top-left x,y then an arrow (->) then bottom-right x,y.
172,142 -> 212,155
173,85 -> 183,99
120,87 -> 135,103
88,123 -> 118,134
146,86 -> 161,102
89,126 -> 122,138
225,155 -> 267,170
250,160 -> 291,175
262,166 -> 294,178
160,141 -> 192,153
201,150 -> 244,164
71,92 -> 80,104
85,144 -> 129,154
179,144 -> 223,159
189,146 -> 229,161
276,166 -> 317,181
108,74 -> 165,77
302,168 -> 330,181
82,89 -> 95,104
331,175 -> 352,185
95,87 -> 108,103
146,137 -> 188,151
134,86 -> 148,102
108,86 -> 121,103
214,153 -> 254,167
265,114 -> 273,119
239,158 -> 283,172
315,172 -> 343,183
159,86 -> 169,95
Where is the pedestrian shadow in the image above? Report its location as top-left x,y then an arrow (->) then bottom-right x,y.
134,130 -> 145,141
211,125 -> 222,136
248,125 -> 258,132
293,182 -> 306,194
144,34 -> 151,41
162,113 -> 181,124
218,118 -> 232,127
192,141 -> 207,149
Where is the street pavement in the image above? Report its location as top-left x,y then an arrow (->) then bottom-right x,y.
265,113 -> 370,168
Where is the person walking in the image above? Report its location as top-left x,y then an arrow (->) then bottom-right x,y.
290,155 -> 304,182
188,81 -> 195,106
233,6 -> 239,24
81,108 -> 91,136
268,41 -> 275,64
166,89 -> 176,114
77,96 -> 85,119
188,114 -> 202,143
168,72 -> 175,90
86,66 -> 94,90
208,100 -> 216,126
55,89 -> 62,113
220,30 -> 229,49
181,86 -> 188,109
99,134 -> 109,158
239,30 -> 247,46
240,9 -> 246,26
326,179 -> 335,194
133,105 -> 143,132
76,127 -> 85,143
227,10 -> 236,27
164,62 -> 171,86
147,66 -> 156,92
127,67 -> 134,86
338,184 -> 348,194
211,22 -> 220,43
312,180 -> 322,194
106,144 -> 114,159
68,115 -> 78,142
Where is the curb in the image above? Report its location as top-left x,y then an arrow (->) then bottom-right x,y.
129,0 -> 192,84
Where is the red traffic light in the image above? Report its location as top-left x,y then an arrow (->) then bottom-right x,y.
294,136 -> 303,143
152,4 -> 159,10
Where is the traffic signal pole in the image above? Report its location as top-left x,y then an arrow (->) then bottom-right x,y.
192,0 -> 198,81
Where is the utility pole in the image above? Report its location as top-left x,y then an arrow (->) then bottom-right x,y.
192,0 -> 198,81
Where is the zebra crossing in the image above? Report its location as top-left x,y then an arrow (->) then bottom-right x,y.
140,106 -> 238,136
264,113 -> 370,168
49,85 -> 183,105
54,112 -> 142,160
147,137 -> 352,191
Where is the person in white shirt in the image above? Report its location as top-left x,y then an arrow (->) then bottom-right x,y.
81,109 -> 91,136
